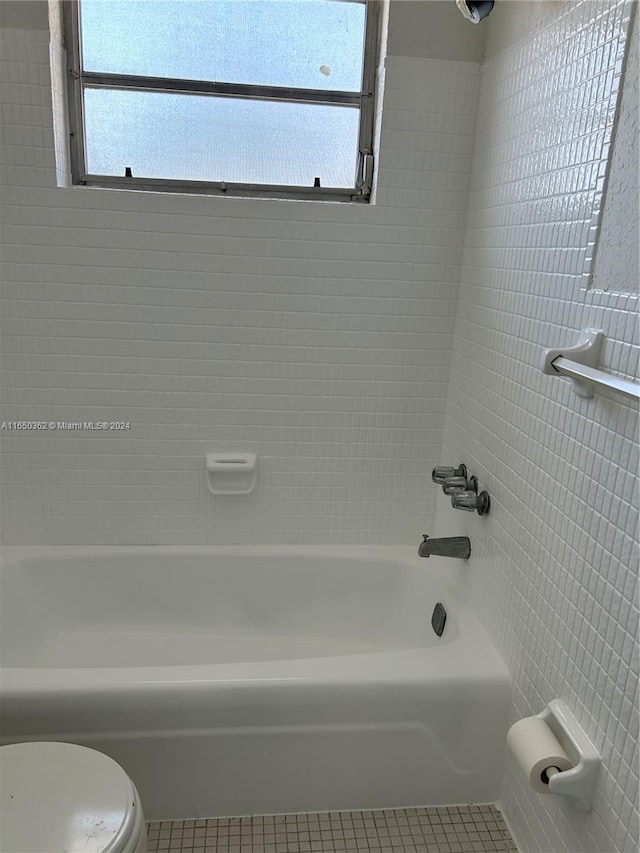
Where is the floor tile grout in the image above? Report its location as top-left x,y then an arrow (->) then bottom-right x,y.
146,806 -> 518,853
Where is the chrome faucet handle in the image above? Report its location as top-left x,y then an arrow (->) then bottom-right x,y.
451,489 -> 490,515
432,463 -> 467,484
442,475 -> 478,495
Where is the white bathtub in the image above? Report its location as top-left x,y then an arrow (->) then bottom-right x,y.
0,546 -> 511,820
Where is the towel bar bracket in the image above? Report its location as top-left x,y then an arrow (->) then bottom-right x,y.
542,329 -> 605,398
542,329 -> 639,401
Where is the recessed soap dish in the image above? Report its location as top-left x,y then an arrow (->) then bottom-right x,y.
206,453 -> 257,495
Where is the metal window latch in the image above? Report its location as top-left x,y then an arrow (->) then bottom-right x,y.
356,151 -> 374,196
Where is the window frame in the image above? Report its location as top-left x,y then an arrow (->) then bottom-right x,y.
63,0 -> 380,202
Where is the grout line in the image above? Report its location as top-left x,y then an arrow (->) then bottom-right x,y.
145,806 -> 518,853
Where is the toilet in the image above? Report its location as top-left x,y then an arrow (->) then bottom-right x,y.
0,742 -> 147,853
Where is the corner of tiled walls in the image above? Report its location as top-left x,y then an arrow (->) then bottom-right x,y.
0,25 -> 479,545
1,3 -> 638,852
435,2 -> 639,852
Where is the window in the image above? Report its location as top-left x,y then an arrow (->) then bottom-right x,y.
64,0 -> 380,201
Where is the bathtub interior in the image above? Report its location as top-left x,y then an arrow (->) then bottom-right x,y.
0,548 -> 458,669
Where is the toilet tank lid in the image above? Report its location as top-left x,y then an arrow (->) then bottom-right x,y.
0,741 -> 138,853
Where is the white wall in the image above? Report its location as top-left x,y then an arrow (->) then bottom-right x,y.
386,0 -> 486,62
1,3 -> 638,851
0,1 -> 49,30
592,1 -> 639,293
0,6 -> 480,545
435,2 -> 639,852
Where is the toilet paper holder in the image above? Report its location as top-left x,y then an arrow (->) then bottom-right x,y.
535,699 -> 601,812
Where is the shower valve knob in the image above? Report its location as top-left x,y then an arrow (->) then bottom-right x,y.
442,475 -> 478,495
451,489 -> 490,515
432,463 -> 467,484
450,491 -> 477,511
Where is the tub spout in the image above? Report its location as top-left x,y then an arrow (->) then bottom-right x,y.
419,535 -> 471,559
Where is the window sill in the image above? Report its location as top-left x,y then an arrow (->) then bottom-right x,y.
76,175 -> 370,204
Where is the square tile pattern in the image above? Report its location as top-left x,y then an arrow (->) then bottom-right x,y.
0,24 -> 480,548
146,806 -> 518,853
436,2 -> 638,853
0,2 -> 637,853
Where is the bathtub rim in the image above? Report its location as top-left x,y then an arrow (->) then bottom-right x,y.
0,544 -> 509,696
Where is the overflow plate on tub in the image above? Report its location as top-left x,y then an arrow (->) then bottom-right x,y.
431,602 -> 447,637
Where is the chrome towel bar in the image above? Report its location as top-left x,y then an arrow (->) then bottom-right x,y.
542,328 -> 640,401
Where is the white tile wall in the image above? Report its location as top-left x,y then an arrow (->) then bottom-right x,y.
0,30 -> 480,545
1,5 -> 638,853
434,2 -> 638,852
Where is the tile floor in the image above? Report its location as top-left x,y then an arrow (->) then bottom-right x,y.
146,805 -> 518,853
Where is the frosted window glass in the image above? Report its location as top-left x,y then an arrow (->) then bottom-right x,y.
84,89 -> 360,187
80,0 -> 366,92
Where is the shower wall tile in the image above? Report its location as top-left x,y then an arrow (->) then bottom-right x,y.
434,3 -> 638,853
0,31 -> 480,545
